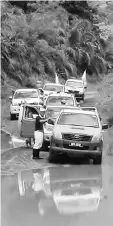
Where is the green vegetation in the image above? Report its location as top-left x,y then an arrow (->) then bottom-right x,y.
1,1 -> 113,89
97,73 -> 113,155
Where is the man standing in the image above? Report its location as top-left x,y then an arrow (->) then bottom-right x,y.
33,113 -> 48,159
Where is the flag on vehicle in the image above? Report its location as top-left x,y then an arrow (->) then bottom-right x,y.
82,70 -> 86,82
82,70 -> 87,88
55,72 -> 59,84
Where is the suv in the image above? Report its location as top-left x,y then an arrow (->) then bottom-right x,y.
49,108 -> 108,164
9,89 -> 43,120
44,93 -> 78,107
65,79 -> 86,101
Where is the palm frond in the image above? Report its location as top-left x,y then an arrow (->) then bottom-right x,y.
76,19 -> 92,33
57,36 -> 66,45
58,28 -> 66,37
69,28 -> 81,46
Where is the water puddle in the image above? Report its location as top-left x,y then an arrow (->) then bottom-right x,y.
1,130 -> 25,152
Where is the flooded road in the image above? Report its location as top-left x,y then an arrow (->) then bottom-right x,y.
1,130 -> 25,153
1,164 -> 113,226
1,130 -> 14,151
1,89 -> 113,226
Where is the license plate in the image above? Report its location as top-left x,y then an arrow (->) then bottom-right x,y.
69,143 -> 83,147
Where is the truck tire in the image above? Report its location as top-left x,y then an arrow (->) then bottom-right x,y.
82,94 -> 84,101
10,113 -> 16,120
48,150 -> 55,163
93,154 -> 102,165
43,141 -> 49,152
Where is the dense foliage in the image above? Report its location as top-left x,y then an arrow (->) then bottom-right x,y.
1,1 -> 113,87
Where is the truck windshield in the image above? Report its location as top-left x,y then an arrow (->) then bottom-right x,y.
57,113 -> 99,128
66,81 -> 83,88
14,91 -> 38,99
45,109 -> 60,119
44,85 -> 63,92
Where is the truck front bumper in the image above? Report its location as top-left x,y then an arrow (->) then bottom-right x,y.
50,138 -> 103,158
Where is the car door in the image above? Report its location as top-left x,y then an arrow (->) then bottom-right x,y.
20,105 -> 40,138
18,105 -> 24,137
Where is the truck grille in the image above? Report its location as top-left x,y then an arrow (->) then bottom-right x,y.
62,133 -> 92,142
63,143 -> 89,150
68,90 -> 79,94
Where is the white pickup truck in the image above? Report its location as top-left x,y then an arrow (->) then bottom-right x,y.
9,89 -> 43,120
65,79 -> 87,101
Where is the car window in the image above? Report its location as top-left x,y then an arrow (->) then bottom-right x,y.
45,109 -> 60,119
66,81 -> 83,88
46,97 -> 74,106
14,91 -> 38,99
43,85 -> 63,92
57,113 -> 99,128
24,106 -> 39,119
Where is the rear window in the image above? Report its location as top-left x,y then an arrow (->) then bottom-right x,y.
66,81 -> 83,88
46,96 -> 74,106
43,85 -> 63,92
57,113 -> 99,128
14,90 -> 38,99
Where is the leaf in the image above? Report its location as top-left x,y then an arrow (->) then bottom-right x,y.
58,28 -> 66,37
57,36 -> 66,45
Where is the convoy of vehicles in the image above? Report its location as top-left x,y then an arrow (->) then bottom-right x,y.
12,78 -> 108,165
65,79 -> 87,101
9,89 -> 43,120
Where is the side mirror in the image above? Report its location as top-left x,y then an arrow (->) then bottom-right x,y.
9,96 -> 12,100
48,118 -> 55,125
39,102 -> 43,106
38,88 -> 44,94
102,124 -> 108,130
43,105 -> 46,109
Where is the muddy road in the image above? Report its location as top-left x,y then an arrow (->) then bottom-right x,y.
1,88 -> 113,226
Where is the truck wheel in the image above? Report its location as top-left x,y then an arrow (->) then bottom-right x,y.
43,141 -> 49,152
48,150 -> 55,163
10,113 -> 15,120
93,154 -> 102,165
82,94 -> 84,101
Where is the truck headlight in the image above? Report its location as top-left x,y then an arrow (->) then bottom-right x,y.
79,90 -> 83,94
53,131 -> 62,139
44,123 -> 53,132
92,133 -> 103,143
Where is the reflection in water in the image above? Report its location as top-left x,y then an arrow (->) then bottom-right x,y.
17,165 -> 102,216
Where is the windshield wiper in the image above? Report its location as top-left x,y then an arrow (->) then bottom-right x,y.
84,125 -> 98,128
68,124 -> 83,126
66,124 -> 98,128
